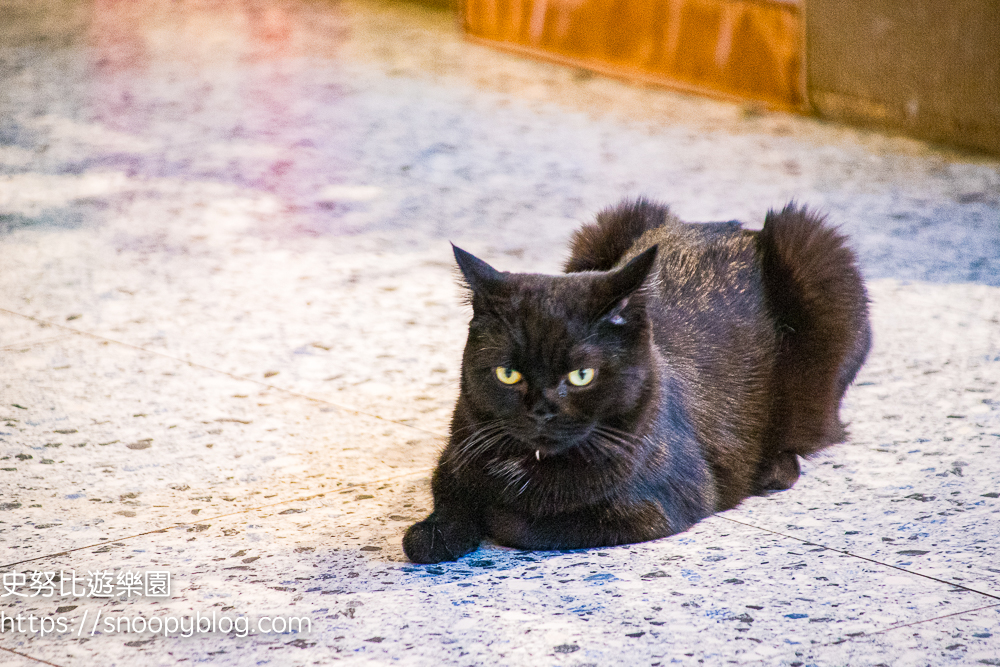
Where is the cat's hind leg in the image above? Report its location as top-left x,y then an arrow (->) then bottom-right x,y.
753,451 -> 801,493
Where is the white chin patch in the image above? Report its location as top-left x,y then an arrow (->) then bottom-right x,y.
535,450 -> 541,461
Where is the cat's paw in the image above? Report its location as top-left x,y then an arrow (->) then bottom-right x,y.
754,451 -> 801,493
402,518 -> 480,564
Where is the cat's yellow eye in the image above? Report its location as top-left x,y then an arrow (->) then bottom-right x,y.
495,367 -> 522,385
567,368 -> 595,386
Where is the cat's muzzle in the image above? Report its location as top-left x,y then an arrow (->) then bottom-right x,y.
512,425 -> 593,459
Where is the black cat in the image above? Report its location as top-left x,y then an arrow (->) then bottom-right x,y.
403,199 -> 870,564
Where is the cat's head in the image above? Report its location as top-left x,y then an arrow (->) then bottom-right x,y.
453,244 -> 659,460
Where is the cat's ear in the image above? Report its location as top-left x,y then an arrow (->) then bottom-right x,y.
596,245 -> 658,322
609,245 -> 658,296
452,244 -> 504,297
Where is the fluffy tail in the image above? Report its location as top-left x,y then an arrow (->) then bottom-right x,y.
564,198 -> 675,273
756,203 -> 871,462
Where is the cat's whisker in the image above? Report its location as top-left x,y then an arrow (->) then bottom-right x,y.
452,418 -> 504,439
451,429 -> 491,461
458,421 -> 505,445
467,429 -> 509,456
451,429 -> 500,464
590,438 -> 617,460
483,456 -> 531,495
601,426 -> 638,447
588,437 -> 617,460
574,440 -> 600,465
593,426 -> 640,453
458,428 -> 513,469
450,423 -> 509,471
453,440 -> 494,471
596,424 -> 642,442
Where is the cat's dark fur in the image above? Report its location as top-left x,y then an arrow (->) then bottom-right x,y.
403,198 -> 870,564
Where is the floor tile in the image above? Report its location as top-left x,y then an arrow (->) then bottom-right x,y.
4,516 -> 996,665
1,334 -> 438,561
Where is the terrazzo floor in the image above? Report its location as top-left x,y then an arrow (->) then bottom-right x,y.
1,0 -> 999,665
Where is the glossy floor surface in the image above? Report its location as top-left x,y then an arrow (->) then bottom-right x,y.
1,1 -> 999,665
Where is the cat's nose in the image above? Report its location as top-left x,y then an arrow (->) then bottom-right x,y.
528,401 -> 557,424
530,411 -> 555,424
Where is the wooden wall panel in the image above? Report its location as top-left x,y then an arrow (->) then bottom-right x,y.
463,0 -> 807,111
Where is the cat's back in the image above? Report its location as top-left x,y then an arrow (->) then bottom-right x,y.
571,203 -> 777,507
631,219 -> 760,298
615,213 -> 772,359
565,199 -> 762,307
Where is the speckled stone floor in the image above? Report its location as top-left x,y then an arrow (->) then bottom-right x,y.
1,1 -> 999,665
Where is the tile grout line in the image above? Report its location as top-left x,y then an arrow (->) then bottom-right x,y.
0,308 -> 447,440
718,515 -> 1000,601
740,601 -> 1000,665
2,467 -> 433,569
851,601 -> 1000,639
0,645 -> 65,667
1,334 -> 74,352
803,602 -> 1000,656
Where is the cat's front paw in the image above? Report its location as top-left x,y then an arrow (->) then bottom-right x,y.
402,518 -> 481,564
